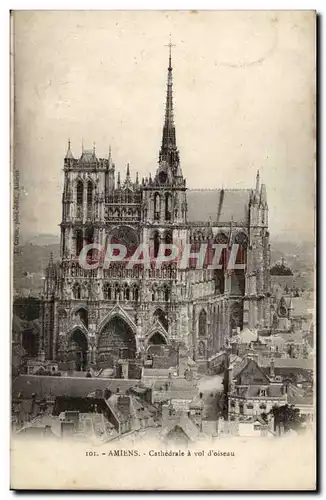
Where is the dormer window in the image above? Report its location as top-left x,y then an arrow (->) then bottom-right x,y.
259,389 -> 267,397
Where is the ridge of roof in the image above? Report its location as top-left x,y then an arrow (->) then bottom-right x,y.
188,188 -> 252,192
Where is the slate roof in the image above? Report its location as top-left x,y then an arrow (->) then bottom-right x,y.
230,384 -> 285,399
152,378 -> 197,392
106,394 -> 158,425
231,358 -> 249,379
187,189 -> 252,223
106,394 -> 131,424
79,149 -> 97,163
259,358 -> 314,370
12,375 -> 140,399
17,414 -> 61,438
286,384 -> 314,406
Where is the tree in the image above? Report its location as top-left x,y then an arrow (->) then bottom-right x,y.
270,404 -> 306,435
270,263 -> 293,276
13,296 -> 41,321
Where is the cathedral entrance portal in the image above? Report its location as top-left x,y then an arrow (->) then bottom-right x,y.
98,316 -> 136,367
68,329 -> 88,371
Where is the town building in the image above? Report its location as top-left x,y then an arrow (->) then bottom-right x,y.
227,356 -> 313,423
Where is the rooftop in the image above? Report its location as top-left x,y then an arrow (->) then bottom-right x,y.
259,358 -> 314,370
12,375 -> 140,399
187,189 -> 252,224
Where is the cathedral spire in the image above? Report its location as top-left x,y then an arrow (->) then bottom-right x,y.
256,170 -> 260,194
159,37 -> 179,168
65,138 -> 74,160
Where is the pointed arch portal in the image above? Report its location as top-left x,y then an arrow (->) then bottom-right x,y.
153,308 -> 168,331
67,328 -> 88,371
148,331 -> 167,345
98,316 -> 136,366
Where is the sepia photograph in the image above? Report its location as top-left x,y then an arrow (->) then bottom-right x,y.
10,10 -> 316,490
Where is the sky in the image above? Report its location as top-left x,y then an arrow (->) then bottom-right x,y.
13,10 -> 316,243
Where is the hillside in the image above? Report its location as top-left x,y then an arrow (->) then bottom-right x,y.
13,242 -> 60,297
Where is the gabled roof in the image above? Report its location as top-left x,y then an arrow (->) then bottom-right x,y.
106,395 -> 130,424
232,358 -> 249,379
187,189 -> 251,223
232,358 -> 270,384
161,415 -> 200,442
79,149 -> 97,163
18,415 -> 61,438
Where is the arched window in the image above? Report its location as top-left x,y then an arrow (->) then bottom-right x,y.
85,226 -> 94,245
75,308 -> 88,328
165,193 -> 172,221
215,232 -> 228,269
76,180 -> 83,206
104,284 -> 111,300
164,287 -> 170,302
75,229 -> 83,256
230,302 -> 243,331
73,284 -> 81,300
198,309 -> 207,337
214,232 -> 228,294
154,193 -> 160,221
87,181 -> 93,206
164,231 -> 172,245
234,232 -> 248,266
153,231 -> 160,259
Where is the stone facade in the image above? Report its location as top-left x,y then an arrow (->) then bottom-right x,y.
41,49 -> 272,371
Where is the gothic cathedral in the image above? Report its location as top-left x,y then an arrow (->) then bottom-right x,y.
41,46 -> 272,373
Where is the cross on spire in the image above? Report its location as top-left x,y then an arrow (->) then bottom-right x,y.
165,35 -> 175,69
159,35 -> 180,171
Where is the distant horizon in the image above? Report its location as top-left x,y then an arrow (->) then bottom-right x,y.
14,11 -> 315,242
18,230 -> 315,247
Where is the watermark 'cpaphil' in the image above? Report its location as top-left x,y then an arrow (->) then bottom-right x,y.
78,243 -> 246,271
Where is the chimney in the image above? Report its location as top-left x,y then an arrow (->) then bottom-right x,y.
282,383 -> 288,395
162,404 -> 170,420
117,395 -> 130,414
104,388 -> 112,400
270,358 -> 275,379
95,389 -> 103,399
